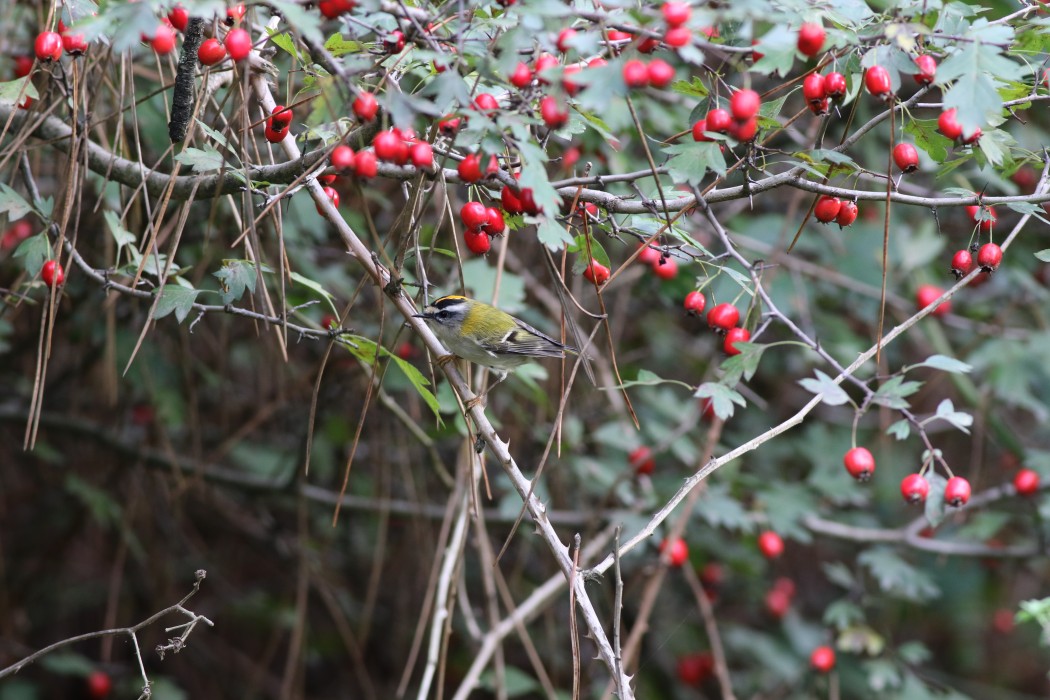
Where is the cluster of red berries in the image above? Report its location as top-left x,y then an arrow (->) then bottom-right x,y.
637,243 -> 679,280
900,472 -> 971,507
813,194 -> 859,227
263,105 -> 293,144
459,201 -> 507,255
693,88 -> 762,143
801,70 -> 847,115
684,295 -> 750,356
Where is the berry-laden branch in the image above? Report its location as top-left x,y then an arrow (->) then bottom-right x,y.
0,570 -> 212,695
238,29 -> 636,696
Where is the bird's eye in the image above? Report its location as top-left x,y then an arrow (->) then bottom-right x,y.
437,310 -> 450,320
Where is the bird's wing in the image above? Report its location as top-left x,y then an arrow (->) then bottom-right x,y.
483,319 -> 577,358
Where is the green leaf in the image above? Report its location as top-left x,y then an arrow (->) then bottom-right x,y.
824,599 -> 865,630
0,183 -> 34,220
750,25 -> 797,77
534,216 -> 573,251
931,398 -> 973,434
13,232 -> 51,277
903,118 -> 953,164
104,210 -> 136,252
174,146 -> 227,172
344,336 -> 441,419
214,260 -> 259,304
268,30 -> 303,61
479,666 -> 540,698
154,285 -> 200,324
809,149 -> 859,169
720,341 -> 764,383
697,484 -> 754,532
0,76 -> 39,107
858,546 -> 940,602
923,472 -> 951,527
290,271 -> 338,316
1035,249 -> 1050,262
664,141 -> 726,184
905,354 -> 972,374
871,376 -> 922,410
613,369 -> 693,391
822,562 -> 857,590
670,76 -> 708,99
195,118 -> 232,151
798,370 -> 850,406
887,419 -> 911,441
39,651 -> 96,676
567,234 -> 610,271
694,382 -> 746,420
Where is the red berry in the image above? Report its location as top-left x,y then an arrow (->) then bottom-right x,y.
318,0 -> 356,18
226,4 -> 246,23
916,284 -> 950,316
562,64 -> 583,95
797,23 -> 825,57
556,27 -> 577,53
900,473 -> 930,504
318,174 -> 337,186
639,38 -> 661,54
967,205 -> 997,232
1014,468 -> 1040,496
977,242 -> 1002,271
13,55 -> 34,78
86,670 -> 112,699
263,123 -> 285,143
757,531 -> 784,559
224,28 -> 252,61
684,290 -> 706,315
41,259 -> 65,288
707,303 -> 739,331
660,537 -> 689,567
823,71 -> 847,100
458,154 -> 483,182
1,219 -> 33,251
501,185 -> 523,214
533,53 -> 559,81
723,327 -> 750,355
438,116 -> 462,135
810,646 -> 836,674
730,88 -> 761,121
622,59 -> 649,88
864,65 -> 892,97
802,73 -> 826,104
198,37 -> 227,65
540,95 -> 569,128
944,476 -> 971,507
316,185 -> 339,213
835,201 -> 858,228
583,258 -> 611,285
474,93 -> 499,112
893,143 -> 919,173
331,144 -> 355,172
168,6 -> 190,32
706,108 -> 732,133
773,576 -> 797,598
914,54 -> 937,85
691,118 -> 712,142
814,195 -> 841,223
588,57 -> 608,69
629,446 -> 655,475
938,108 -> 963,140
150,23 -> 177,54
509,62 -> 532,89
270,104 -> 292,130
62,31 -> 88,56
730,117 -> 758,141
464,228 -> 491,255
372,130 -> 402,162
484,207 -> 506,235
963,126 -> 982,145
664,26 -> 691,48
383,30 -> 405,53
765,587 -> 791,618
807,97 -> 829,116
353,92 -> 379,121
646,59 -> 675,88
637,244 -> 661,266
843,446 -> 875,481
662,2 -> 691,27
677,653 -> 714,687
410,141 -> 433,169
949,249 -> 972,278
353,150 -> 378,178
35,31 -> 63,62
460,201 -> 488,230
652,255 -> 678,279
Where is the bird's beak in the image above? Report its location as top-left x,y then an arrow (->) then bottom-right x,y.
413,312 -> 429,319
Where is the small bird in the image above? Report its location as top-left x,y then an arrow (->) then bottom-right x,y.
413,295 -> 577,402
